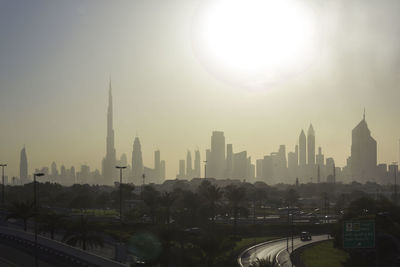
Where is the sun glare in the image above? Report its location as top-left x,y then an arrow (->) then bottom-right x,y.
192,0 -> 318,90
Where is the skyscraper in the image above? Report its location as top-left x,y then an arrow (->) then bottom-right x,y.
102,80 -> 117,184
307,124 -> 315,165
154,150 -> 161,181
186,150 -> 192,178
350,112 -> 377,182
194,150 -> 201,177
209,131 -> 225,178
299,130 -> 306,166
178,160 -> 185,179
132,137 -> 144,183
226,144 -> 233,178
19,147 -> 28,184
161,160 -> 166,180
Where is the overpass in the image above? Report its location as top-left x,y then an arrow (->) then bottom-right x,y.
0,226 -> 128,267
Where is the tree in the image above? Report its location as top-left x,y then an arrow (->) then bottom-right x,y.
224,185 -> 246,230
62,215 -> 104,250
160,192 -> 176,224
284,188 -> 299,206
38,211 -> 65,239
6,201 -> 34,231
198,180 -> 223,223
141,185 -> 161,224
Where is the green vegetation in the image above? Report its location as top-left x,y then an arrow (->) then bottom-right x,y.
234,236 -> 278,251
301,241 -> 348,267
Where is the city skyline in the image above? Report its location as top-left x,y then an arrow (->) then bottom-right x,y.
1,1 -> 400,179
3,85 -> 398,184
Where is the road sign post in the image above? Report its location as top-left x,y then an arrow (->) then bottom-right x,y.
343,220 -> 375,249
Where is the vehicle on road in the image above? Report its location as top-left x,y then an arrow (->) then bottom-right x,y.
300,231 -> 312,241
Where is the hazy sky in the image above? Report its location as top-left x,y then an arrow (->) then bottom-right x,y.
1,0 -> 399,179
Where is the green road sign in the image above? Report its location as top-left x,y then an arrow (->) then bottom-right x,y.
343,220 -> 375,249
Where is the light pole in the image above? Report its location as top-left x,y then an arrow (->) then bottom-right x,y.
115,166 -> 127,229
33,172 -> 45,267
142,173 -> 145,195
0,164 -> 7,205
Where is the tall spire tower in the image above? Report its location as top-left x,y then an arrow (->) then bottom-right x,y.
299,130 -> 306,166
102,79 -> 117,184
307,124 -> 315,165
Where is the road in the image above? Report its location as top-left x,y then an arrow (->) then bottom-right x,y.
238,235 -> 329,267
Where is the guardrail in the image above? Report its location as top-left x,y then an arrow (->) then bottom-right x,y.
0,226 -> 127,267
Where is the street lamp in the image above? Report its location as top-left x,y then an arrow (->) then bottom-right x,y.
0,164 -> 7,205
115,166 -> 127,224
33,172 -> 45,267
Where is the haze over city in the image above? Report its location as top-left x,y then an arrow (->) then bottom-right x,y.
1,0 -> 400,180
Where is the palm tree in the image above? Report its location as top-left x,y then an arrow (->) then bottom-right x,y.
141,185 -> 161,224
199,181 -> 223,223
6,201 -> 34,231
224,185 -> 246,231
38,211 -> 65,239
160,192 -> 176,224
62,215 -> 104,251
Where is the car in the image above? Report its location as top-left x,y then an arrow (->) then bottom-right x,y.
300,231 -> 312,241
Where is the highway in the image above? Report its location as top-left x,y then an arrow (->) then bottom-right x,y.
238,235 -> 329,267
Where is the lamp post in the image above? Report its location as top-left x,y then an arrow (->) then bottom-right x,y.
33,172 -> 45,267
115,166 -> 127,227
0,164 -> 7,205
115,166 -> 126,263
142,173 -> 145,195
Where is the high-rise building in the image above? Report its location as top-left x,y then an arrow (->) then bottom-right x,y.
232,151 -> 247,179
154,150 -> 161,181
316,147 -> 324,166
51,162 -> 58,183
226,144 -> 233,178
299,130 -> 306,166
102,80 -> 117,184
177,160 -> 185,179
186,151 -> 192,179
132,137 -> 144,183
161,160 -> 166,180
209,131 -> 225,178
194,150 -> 201,177
350,112 -> 377,182
19,147 -> 28,184
256,159 -> 263,180
119,153 -> 128,167
307,124 -> 315,165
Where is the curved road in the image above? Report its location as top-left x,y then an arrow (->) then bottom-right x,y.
238,235 -> 329,267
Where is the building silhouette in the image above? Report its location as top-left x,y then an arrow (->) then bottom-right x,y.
194,150 -> 201,178
299,130 -> 306,166
161,160 -> 166,180
209,131 -> 225,178
101,80 -> 117,184
226,144 -> 233,178
350,112 -> 377,182
186,151 -> 192,179
19,147 -> 28,184
132,137 -> 144,183
177,159 -> 185,179
307,124 -> 315,165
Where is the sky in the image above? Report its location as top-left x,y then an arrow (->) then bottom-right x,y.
0,0 -> 399,179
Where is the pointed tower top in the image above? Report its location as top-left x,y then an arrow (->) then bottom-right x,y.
308,124 -> 315,136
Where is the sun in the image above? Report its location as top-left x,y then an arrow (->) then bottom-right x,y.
192,0 -> 318,90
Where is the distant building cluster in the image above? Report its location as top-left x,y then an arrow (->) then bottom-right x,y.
10,82 -> 399,186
